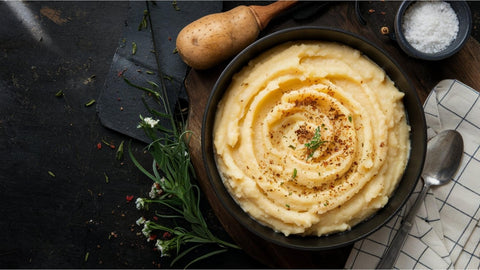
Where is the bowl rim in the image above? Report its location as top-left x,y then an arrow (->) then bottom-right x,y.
394,0 -> 472,61
201,26 -> 427,250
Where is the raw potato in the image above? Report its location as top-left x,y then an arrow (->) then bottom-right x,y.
176,6 -> 260,70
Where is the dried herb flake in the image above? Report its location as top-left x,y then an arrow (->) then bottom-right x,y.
85,99 -> 96,107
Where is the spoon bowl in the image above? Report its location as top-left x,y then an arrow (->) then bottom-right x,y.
423,130 -> 464,186
377,129 -> 463,268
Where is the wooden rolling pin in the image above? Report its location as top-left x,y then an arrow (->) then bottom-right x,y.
176,1 -> 298,70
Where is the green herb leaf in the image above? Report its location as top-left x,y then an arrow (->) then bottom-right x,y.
126,78 -> 239,268
55,89 -> 64,97
138,10 -> 149,31
292,168 -> 297,179
132,42 -> 137,55
116,140 -> 124,161
85,99 -> 96,107
172,0 -> 180,11
305,126 -> 326,160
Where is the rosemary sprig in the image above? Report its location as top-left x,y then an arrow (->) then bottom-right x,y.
305,126 -> 326,160
126,78 -> 239,268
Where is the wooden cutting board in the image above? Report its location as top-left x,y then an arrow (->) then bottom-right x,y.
184,2 -> 480,268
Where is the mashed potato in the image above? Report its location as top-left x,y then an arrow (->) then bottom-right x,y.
213,41 -> 410,236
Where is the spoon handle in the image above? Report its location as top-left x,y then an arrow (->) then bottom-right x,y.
376,181 -> 430,269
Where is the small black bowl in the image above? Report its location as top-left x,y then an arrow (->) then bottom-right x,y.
202,27 -> 427,250
395,0 -> 472,61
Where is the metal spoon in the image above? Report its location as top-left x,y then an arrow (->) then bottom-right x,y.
376,129 -> 463,269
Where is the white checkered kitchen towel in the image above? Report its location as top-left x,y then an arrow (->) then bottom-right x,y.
345,79 -> 480,269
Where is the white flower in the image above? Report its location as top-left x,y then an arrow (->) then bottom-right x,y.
135,197 -> 145,210
143,117 -> 159,128
142,221 -> 152,238
149,182 -> 163,199
136,216 -> 146,226
155,239 -> 173,257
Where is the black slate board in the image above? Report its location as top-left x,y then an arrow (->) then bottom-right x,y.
97,1 -> 222,143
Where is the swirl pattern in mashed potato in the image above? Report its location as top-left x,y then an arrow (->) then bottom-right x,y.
213,41 -> 410,236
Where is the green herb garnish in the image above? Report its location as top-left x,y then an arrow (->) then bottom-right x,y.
85,99 -> 96,107
132,41 -> 137,55
172,0 -> 180,11
138,10 -> 149,31
304,126 -> 326,160
126,76 -> 239,268
116,140 -> 124,161
348,115 -> 353,122
55,89 -> 64,97
292,168 -> 297,179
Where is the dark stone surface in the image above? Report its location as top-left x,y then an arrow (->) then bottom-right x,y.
0,1 -> 478,268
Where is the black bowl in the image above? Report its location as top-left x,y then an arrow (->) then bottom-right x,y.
202,27 -> 427,250
394,0 -> 472,61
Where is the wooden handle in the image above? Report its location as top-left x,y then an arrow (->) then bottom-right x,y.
249,1 -> 298,30
176,1 -> 297,70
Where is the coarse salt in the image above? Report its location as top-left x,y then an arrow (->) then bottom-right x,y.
402,1 -> 459,54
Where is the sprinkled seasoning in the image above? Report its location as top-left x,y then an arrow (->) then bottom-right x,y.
402,1 -> 459,54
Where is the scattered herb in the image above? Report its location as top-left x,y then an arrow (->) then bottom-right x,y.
123,77 -> 160,99
172,0 -> 180,11
348,115 -> 353,122
132,41 -> 137,55
288,145 -> 296,150
83,75 -> 96,85
292,168 -> 297,179
84,251 -> 89,262
116,140 -> 125,161
285,204 -> 290,209
172,47 -> 178,54
138,10 -> 149,31
120,38 -> 126,48
101,139 -> 111,146
146,70 -> 155,75
85,99 -> 96,107
104,172 -> 109,183
55,89 -> 64,97
48,171 -> 55,177
305,126 -> 326,160
126,77 -> 239,268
